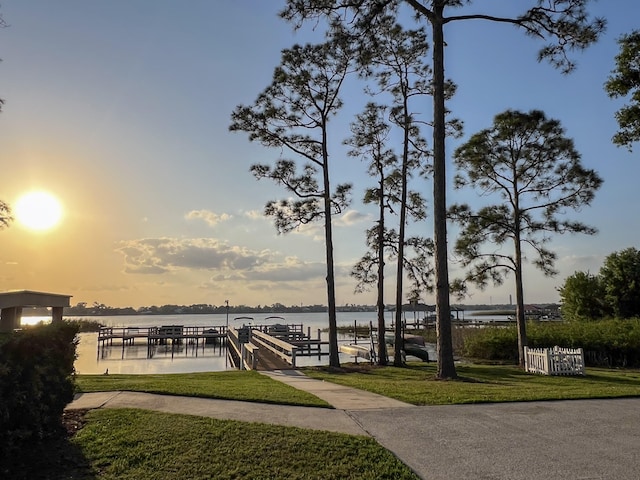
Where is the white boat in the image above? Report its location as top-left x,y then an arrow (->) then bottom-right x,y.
340,344 -> 372,360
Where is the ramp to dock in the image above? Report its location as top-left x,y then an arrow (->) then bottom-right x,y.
255,349 -> 292,370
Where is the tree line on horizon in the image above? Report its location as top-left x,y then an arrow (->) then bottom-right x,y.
56,300 -> 558,317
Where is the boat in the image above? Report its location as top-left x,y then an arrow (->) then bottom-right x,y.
383,333 -> 430,362
266,318 -> 291,339
404,343 -> 430,362
340,344 -> 372,360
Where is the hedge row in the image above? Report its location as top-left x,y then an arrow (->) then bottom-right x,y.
0,321 -> 79,464
462,319 -> 640,367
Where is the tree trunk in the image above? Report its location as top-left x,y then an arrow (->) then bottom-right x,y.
431,3 -> 457,379
394,94 -> 413,367
514,231 -> 527,368
322,131 -> 340,368
377,188 -> 388,365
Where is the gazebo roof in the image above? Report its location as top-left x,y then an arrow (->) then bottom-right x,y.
0,290 -> 71,309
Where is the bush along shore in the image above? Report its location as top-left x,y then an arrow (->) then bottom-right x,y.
447,318 -> 640,367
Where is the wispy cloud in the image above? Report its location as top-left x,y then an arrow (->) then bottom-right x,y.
558,254 -> 604,273
243,209 -> 265,220
185,210 -> 232,227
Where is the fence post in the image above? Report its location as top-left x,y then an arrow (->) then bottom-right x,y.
524,346 -> 530,372
545,348 -> 551,375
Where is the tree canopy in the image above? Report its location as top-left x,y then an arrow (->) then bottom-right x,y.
557,271 -> 608,321
0,201 -> 12,230
605,30 -> 640,151
450,109 -> 602,365
560,247 -> 640,320
600,247 -> 640,319
230,36 -> 354,367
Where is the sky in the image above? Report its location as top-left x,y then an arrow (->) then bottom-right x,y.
0,0 -> 638,309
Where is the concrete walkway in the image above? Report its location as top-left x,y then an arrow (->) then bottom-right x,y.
67,371 -> 640,480
260,369 -> 413,410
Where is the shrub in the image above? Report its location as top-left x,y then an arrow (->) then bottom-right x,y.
461,319 -> 640,367
462,326 -> 518,362
0,321 -> 79,465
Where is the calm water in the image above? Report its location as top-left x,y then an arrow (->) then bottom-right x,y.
22,310 -> 506,374
70,311 -> 388,375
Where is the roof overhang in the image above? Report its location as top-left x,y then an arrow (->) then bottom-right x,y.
0,290 -> 72,309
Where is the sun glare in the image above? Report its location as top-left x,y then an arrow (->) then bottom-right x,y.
15,191 -> 63,231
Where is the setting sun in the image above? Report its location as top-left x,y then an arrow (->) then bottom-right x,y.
15,191 -> 63,231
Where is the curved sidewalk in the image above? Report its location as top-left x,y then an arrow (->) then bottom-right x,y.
67,371 -> 640,480
67,390 -> 370,436
66,369 -> 413,437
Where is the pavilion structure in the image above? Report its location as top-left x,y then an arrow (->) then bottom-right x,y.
0,290 -> 71,332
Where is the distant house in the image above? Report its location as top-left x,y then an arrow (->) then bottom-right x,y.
524,305 -> 542,316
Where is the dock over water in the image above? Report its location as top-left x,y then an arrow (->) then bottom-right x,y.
97,321 -> 328,371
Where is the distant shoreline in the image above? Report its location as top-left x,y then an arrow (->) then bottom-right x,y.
20,302 -> 556,317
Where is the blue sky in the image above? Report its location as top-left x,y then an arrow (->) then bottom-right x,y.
0,1 -> 638,308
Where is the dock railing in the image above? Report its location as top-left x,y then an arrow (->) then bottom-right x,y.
250,328 -> 298,367
227,327 -> 259,370
524,346 -> 585,376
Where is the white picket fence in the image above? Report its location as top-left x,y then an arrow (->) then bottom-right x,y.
524,346 -> 585,376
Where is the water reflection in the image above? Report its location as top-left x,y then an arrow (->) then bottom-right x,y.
76,332 -> 231,375
67,311 -> 456,374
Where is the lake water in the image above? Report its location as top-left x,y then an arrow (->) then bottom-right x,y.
70,311 -> 391,375
22,310 -> 508,374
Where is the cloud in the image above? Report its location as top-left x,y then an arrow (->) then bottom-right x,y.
334,209 -> 371,227
243,209 -> 265,220
116,237 -> 269,274
557,254 -> 604,273
185,209 -> 232,227
286,209 -> 371,240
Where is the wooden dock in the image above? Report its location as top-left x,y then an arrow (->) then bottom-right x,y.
97,322 -> 329,370
98,325 -> 228,347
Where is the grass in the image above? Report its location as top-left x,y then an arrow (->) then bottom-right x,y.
65,364 -> 640,479
303,363 -> 640,405
75,370 -> 331,407
76,364 -> 640,407
71,408 -> 419,480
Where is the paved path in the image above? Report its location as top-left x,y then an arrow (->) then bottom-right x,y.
260,369 -> 412,409
67,390 -> 369,436
67,371 -> 640,480
351,398 -> 640,480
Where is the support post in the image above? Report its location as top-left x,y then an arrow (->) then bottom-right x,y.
52,307 -> 63,323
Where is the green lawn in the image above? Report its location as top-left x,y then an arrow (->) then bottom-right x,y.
71,408 -> 419,480
66,364 -> 640,479
303,363 -> 640,405
75,370 -> 331,408
76,364 -> 640,407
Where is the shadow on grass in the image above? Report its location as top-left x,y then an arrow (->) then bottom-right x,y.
1,410 -> 96,480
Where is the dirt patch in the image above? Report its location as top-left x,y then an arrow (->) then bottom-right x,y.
62,408 -> 91,436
